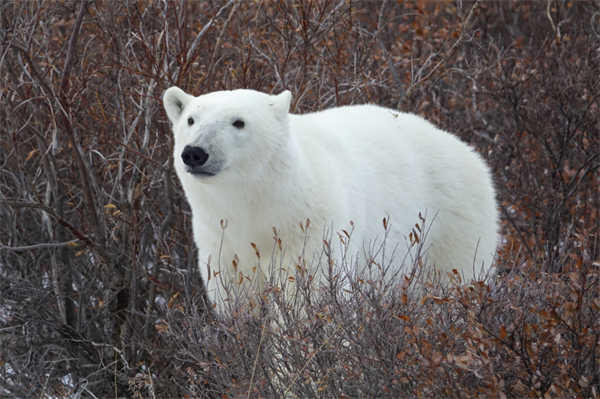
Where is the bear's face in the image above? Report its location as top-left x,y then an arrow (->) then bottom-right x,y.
163,88 -> 292,181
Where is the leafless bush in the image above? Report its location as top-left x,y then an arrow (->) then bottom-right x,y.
1,0 -> 598,397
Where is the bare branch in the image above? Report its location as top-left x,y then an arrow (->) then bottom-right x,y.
60,0 -> 90,94
0,240 -> 79,251
406,0 -> 481,98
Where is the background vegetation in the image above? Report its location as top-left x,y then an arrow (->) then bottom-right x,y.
1,0 -> 598,397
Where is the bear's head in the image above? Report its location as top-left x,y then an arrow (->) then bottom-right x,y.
163,87 -> 292,182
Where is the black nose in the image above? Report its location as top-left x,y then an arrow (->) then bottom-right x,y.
181,145 -> 209,167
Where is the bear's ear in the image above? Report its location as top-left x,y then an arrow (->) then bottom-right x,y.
270,90 -> 292,118
163,87 -> 193,124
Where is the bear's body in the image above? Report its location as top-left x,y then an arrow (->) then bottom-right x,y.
163,88 -> 499,310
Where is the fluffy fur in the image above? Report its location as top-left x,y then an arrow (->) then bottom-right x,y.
163,87 -> 499,310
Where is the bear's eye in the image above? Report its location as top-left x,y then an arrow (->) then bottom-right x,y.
232,119 -> 245,129
187,117 -> 194,126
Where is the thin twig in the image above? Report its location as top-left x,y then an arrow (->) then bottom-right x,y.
0,240 -> 79,251
283,322 -> 343,396
247,321 -> 268,399
186,0 -> 235,62
406,0 -> 480,98
501,205 -> 536,262
60,0 -> 90,93
205,0 -> 240,83
2,201 -> 94,246
546,0 -> 561,41
59,0 -> 107,248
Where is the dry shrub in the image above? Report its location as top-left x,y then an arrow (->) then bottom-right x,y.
1,1 -> 598,397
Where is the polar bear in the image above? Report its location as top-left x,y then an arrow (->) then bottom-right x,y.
163,87 -> 499,310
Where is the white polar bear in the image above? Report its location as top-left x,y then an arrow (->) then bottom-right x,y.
163,87 -> 499,310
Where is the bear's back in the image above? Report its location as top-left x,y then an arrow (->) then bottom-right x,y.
289,103 -> 499,279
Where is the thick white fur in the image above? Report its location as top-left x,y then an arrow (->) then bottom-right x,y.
163,88 -> 499,310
